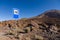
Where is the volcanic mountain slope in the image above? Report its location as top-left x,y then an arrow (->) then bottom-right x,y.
0,10 -> 60,40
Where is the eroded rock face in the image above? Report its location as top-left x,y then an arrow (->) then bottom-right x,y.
0,10 -> 60,40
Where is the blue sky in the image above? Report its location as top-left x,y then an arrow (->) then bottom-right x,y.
0,0 -> 60,21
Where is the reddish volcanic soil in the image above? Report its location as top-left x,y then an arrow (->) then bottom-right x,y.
0,10 -> 60,40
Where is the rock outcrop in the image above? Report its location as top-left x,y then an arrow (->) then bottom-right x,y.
0,10 -> 60,40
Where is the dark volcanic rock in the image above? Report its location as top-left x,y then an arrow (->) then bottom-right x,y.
0,10 -> 60,40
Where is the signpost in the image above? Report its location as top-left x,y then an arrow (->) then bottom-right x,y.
13,8 -> 19,20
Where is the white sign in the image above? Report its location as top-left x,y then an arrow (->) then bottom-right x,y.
14,9 -> 19,15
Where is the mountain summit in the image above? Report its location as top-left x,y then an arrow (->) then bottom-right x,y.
0,10 -> 60,40
36,10 -> 60,18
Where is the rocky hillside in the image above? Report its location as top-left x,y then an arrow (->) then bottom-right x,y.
0,10 -> 60,40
